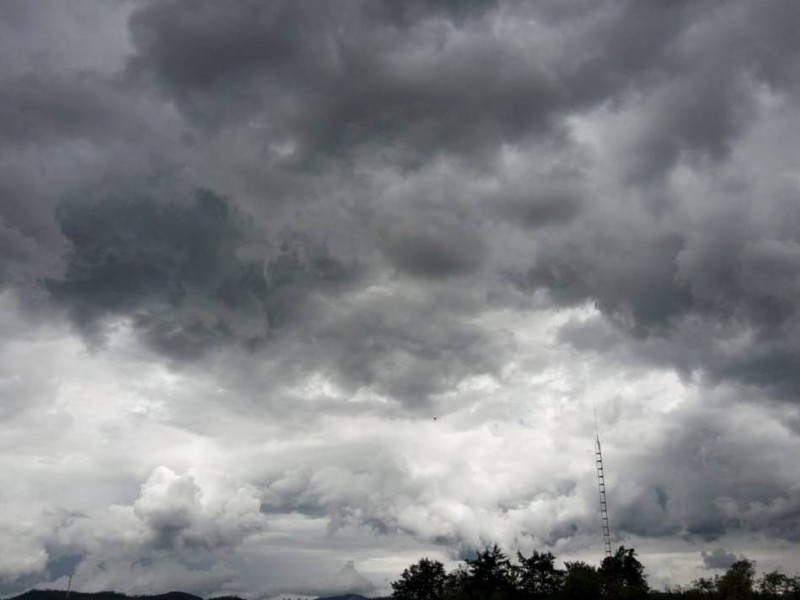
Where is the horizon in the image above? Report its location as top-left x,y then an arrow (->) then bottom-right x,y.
2,1 -> 800,598
4,545 -> 798,599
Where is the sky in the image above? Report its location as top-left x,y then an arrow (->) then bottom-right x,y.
2,1 -> 800,597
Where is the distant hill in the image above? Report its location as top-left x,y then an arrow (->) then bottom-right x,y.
3,591 -> 389,600
3,592 -> 242,600
6,592 -> 134,600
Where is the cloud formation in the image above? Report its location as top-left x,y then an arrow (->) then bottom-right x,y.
2,0 -> 800,596
701,548 -> 739,571
48,188 -> 356,359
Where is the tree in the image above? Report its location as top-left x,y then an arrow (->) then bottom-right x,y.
562,561 -> 602,600
463,545 -> 515,599
686,576 -> 718,598
717,558 -> 756,600
443,564 -> 470,600
600,546 -> 648,598
392,558 -> 448,600
759,570 -> 797,599
516,550 -> 565,598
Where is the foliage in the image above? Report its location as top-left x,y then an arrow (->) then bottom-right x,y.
443,564 -> 470,600
600,546 -> 649,599
717,559 -> 756,600
390,545 -> 800,600
392,558 -> 448,600
463,545 -> 515,600
562,561 -> 603,600
758,570 -> 800,599
515,550 -> 564,599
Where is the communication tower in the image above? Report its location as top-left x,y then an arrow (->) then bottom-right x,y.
595,415 -> 612,558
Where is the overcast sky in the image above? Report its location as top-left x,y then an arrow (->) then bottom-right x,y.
2,1 -> 800,597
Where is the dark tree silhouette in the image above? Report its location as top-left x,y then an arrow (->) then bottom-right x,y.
388,545 -> 800,600
442,564 -> 470,599
515,550 -> 564,599
718,559 -> 756,600
562,561 -> 602,600
463,545 -> 515,600
392,558 -> 448,600
686,576 -> 717,598
601,546 -> 649,599
758,570 -> 800,599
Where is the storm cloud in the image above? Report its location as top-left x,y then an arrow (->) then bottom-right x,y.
2,0 -> 800,597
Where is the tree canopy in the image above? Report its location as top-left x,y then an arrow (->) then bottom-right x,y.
390,546 -> 800,600
392,557 -> 448,600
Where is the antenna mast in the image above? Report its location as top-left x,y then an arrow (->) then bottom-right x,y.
595,411 -> 612,558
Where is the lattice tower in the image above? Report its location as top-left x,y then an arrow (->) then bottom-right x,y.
595,429 -> 612,558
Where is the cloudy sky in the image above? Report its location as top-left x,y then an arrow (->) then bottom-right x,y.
2,0 -> 800,597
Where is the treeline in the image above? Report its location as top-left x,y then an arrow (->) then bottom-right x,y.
390,545 -> 800,600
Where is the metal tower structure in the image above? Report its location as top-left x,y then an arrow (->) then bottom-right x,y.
595,416 -> 612,558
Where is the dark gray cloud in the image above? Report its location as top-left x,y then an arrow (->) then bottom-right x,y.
379,221 -> 487,279
553,225 -> 800,400
524,231 -> 693,332
126,0 -> 534,164
128,1 -> 736,168
492,189 -> 583,230
314,295 -> 512,405
605,392 -> 800,546
701,548 -> 738,570
47,188 -> 357,359
0,72 -> 132,144
14,0 -> 799,406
